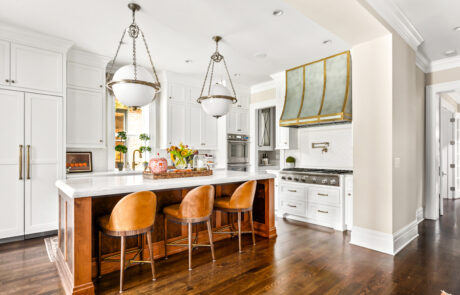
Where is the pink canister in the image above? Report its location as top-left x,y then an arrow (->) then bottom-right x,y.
149,154 -> 167,174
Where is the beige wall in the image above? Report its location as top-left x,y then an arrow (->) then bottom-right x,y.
352,34 -> 393,234
426,67 -> 460,85
391,34 -> 418,232
415,67 -> 426,209
251,88 -> 276,104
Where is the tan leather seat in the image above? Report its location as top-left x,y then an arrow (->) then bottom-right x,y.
163,185 -> 215,270
214,180 -> 257,253
97,191 -> 157,293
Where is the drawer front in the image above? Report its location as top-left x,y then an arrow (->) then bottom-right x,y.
280,199 -> 306,216
308,187 -> 340,205
279,185 -> 305,199
307,204 -> 339,223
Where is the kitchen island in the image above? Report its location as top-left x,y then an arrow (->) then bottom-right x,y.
54,170 -> 276,295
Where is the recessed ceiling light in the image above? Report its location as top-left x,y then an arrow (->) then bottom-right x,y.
453,26 -> 460,31
322,40 -> 332,45
273,9 -> 284,16
444,49 -> 457,57
234,73 -> 241,77
185,59 -> 193,63
254,52 -> 267,58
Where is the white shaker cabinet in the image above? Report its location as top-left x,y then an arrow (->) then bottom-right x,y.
227,108 -> 248,135
188,104 -> 218,150
10,43 -> 63,94
0,40 -> 9,87
167,100 -> 187,146
345,175 -> 353,230
0,90 -> 25,239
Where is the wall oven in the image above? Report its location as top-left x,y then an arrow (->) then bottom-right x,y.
227,134 -> 249,170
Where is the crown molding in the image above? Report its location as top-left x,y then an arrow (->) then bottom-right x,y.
68,48 -> 111,68
429,55 -> 460,73
365,0 -> 424,51
250,79 -> 276,94
0,22 -> 73,53
416,52 -> 430,73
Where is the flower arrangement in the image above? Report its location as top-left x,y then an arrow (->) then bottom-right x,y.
167,143 -> 197,169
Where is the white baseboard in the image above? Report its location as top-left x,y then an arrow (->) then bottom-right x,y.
350,220 -> 418,255
416,207 -> 424,224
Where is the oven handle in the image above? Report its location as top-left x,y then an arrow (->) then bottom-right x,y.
227,140 -> 249,143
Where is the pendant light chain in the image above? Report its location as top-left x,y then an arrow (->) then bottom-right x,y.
140,29 -> 160,86
108,29 -> 127,75
222,57 -> 237,97
208,61 -> 215,96
199,58 -> 213,97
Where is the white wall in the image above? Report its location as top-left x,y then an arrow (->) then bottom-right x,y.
284,124 -> 353,169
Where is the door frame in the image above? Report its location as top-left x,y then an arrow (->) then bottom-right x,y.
426,80 -> 460,220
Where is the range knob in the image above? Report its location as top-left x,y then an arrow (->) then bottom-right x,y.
322,179 -> 328,184
330,179 -> 337,185
301,177 -> 307,182
281,176 -> 286,180
287,176 -> 292,181
311,177 -> 317,183
294,177 -> 299,181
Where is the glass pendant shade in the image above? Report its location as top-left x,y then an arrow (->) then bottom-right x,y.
111,65 -> 156,107
197,36 -> 237,118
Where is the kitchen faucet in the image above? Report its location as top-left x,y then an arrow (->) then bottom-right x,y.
132,149 -> 142,170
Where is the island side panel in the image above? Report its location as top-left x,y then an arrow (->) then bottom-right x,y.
252,178 -> 277,238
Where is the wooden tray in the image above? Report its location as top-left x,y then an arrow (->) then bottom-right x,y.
143,169 -> 213,179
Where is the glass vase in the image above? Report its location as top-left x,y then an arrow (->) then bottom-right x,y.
173,156 -> 187,169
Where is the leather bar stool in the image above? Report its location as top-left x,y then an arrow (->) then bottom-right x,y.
213,180 -> 257,253
97,191 -> 157,293
163,185 -> 215,270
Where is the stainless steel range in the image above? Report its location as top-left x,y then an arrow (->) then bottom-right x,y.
279,168 -> 352,186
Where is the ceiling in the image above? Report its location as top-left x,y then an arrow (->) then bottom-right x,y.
0,0 -> 349,86
392,0 -> 460,61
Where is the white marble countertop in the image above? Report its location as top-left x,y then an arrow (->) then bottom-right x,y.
56,170 -> 276,198
66,170 -> 144,178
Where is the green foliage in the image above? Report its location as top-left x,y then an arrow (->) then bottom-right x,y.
116,131 -> 127,141
115,144 -> 128,154
139,146 -> 152,153
139,133 -> 150,141
286,156 -> 296,163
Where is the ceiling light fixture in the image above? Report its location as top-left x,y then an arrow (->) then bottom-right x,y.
106,3 -> 161,108
453,26 -> 460,31
234,73 -> 241,77
254,52 -> 267,58
322,40 -> 332,45
185,59 -> 193,63
444,49 -> 458,57
273,9 -> 284,16
197,36 -> 237,118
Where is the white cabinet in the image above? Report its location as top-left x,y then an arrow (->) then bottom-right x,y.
233,91 -> 249,109
188,104 -> 218,150
0,90 -> 63,238
10,43 -> 63,93
167,100 -> 187,146
24,93 -> 62,235
345,175 -> 353,230
66,89 -> 105,147
0,90 -> 25,239
0,40 -> 9,87
66,50 -> 109,148
227,108 -> 248,134
202,112 -> 217,149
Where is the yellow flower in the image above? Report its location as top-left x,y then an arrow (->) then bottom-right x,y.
181,150 -> 187,157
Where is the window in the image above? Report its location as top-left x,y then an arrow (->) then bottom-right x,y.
114,99 -> 150,170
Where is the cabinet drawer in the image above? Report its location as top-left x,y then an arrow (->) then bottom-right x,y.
307,204 -> 339,224
280,185 -> 304,197
280,199 -> 306,216
67,62 -> 105,90
308,187 -> 340,205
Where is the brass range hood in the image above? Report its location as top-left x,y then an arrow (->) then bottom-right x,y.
279,51 -> 351,127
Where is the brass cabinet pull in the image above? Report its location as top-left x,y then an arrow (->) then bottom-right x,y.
317,193 -> 328,197
288,189 -> 297,193
317,210 -> 328,214
26,145 -> 30,180
19,145 -> 23,180
347,193 -> 352,196
287,204 -> 297,208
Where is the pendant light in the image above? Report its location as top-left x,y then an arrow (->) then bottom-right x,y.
197,36 -> 237,118
107,3 -> 161,108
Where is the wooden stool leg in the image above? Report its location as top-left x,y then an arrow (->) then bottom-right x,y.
97,231 -> 102,278
164,216 -> 168,259
146,231 -> 156,281
237,211 -> 242,253
249,210 -> 256,246
139,234 -> 144,261
206,220 -> 215,261
120,236 -> 126,293
188,222 -> 193,270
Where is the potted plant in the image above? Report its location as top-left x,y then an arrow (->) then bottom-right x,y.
167,143 -> 197,169
285,156 -> 296,168
139,133 -> 152,171
115,131 -> 127,171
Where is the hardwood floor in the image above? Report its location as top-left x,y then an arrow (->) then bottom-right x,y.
1,200 -> 459,295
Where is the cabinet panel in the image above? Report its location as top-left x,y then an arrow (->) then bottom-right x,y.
237,108 -> 248,134
67,88 -> 105,147
202,112 -> 217,149
167,101 -> 186,146
25,93 -> 62,234
189,104 -> 202,149
0,40 -> 9,87
307,187 -> 340,206
0,90 -> 24,239
227,109 -> 238,134
67,62 -> 105,90
11,44 -> 63,93
168,83 -> 186,102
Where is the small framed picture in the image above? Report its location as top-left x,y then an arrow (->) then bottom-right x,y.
66,152 -> 93,173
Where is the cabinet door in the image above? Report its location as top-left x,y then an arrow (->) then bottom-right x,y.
189,103 -> 203,149
227,108 -> 238,134
202,112 -> 217,149
168,83 -> 186,103
25,93 -> 62,234
67,62 -> 105,91
234,92 -> 249,109
0,90 -> 24,239
237,108 -> 249,134
167,101 -> 186,146
11,43 -> 63,93
66,88 -> 105,147
0,40 -> 9,87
